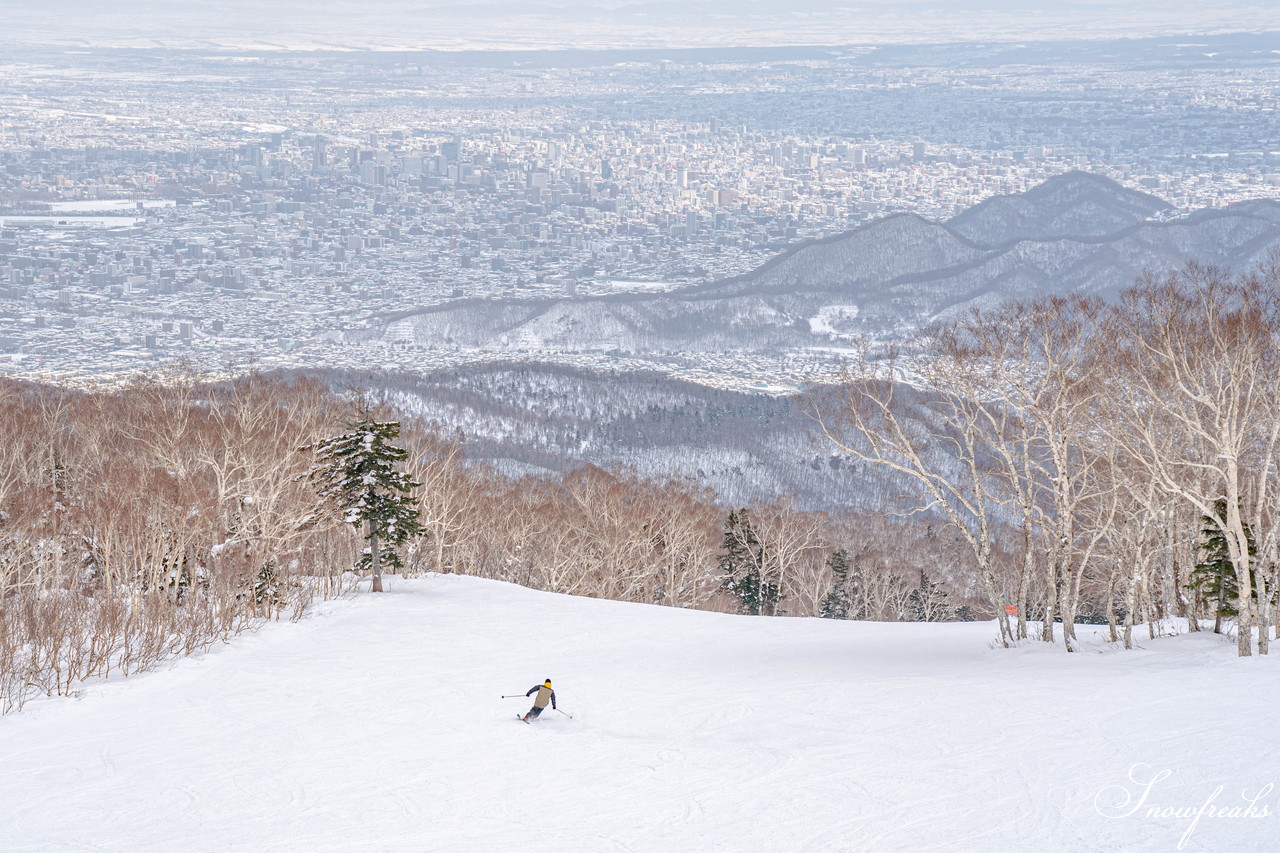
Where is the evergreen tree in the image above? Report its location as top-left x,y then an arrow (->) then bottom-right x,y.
251,561 -> 283,610
1187,497 -> 1259,633
818,549 -> 852,619
719,509 -> 781,616
306,415 -> 424,593
906,571 -> 950,622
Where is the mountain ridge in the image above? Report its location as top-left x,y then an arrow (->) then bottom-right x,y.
945,169 -> 1173,246
370,174 -> 1280,355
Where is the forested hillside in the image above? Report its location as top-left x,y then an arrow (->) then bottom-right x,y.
0,372 -> 979,715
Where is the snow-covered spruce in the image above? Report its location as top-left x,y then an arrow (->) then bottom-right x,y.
305,415 -> 424,593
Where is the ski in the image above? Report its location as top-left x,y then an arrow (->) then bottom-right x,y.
516,714 -> 530,724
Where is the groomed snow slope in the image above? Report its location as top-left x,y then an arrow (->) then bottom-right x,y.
2,575 -> 1278,852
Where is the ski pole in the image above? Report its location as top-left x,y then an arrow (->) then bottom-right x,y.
501,694 -> 526,698
556,708 -> 574,719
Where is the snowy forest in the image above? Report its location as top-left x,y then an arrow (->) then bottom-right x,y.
810,262 -> 1280,657
0,369 -> 970,715
2,261 -> 1278,715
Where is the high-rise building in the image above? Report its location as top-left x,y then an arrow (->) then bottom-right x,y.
359,162 -> 388,185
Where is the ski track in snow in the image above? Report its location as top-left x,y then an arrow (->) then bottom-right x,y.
1,575 -> 1278,852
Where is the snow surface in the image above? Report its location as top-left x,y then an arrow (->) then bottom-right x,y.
2,575 -> 1278,852
48,201 -> 175,213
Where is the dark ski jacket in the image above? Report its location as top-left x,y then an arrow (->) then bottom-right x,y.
526,683 -> 556,710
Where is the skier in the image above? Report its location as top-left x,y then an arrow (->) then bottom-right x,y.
522,678 -> 556,722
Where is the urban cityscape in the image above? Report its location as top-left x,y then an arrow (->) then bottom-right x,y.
1,37 -> 1278,387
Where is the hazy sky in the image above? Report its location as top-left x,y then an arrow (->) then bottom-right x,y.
4,1 -> 1277,50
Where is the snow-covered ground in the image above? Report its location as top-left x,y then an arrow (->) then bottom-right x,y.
48,201 -> 175,213
2,575 -> 1277,852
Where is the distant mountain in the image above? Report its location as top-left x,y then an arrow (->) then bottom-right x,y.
708,212 -> 988,298
372,174 -> 1280,355
945,171 -> 1173,245
363,364 -> 866,510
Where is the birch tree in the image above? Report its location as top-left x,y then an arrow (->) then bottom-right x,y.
946,296 -> 1114,647
806,343 -> 1014,642
1105,265 -> 1278,655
